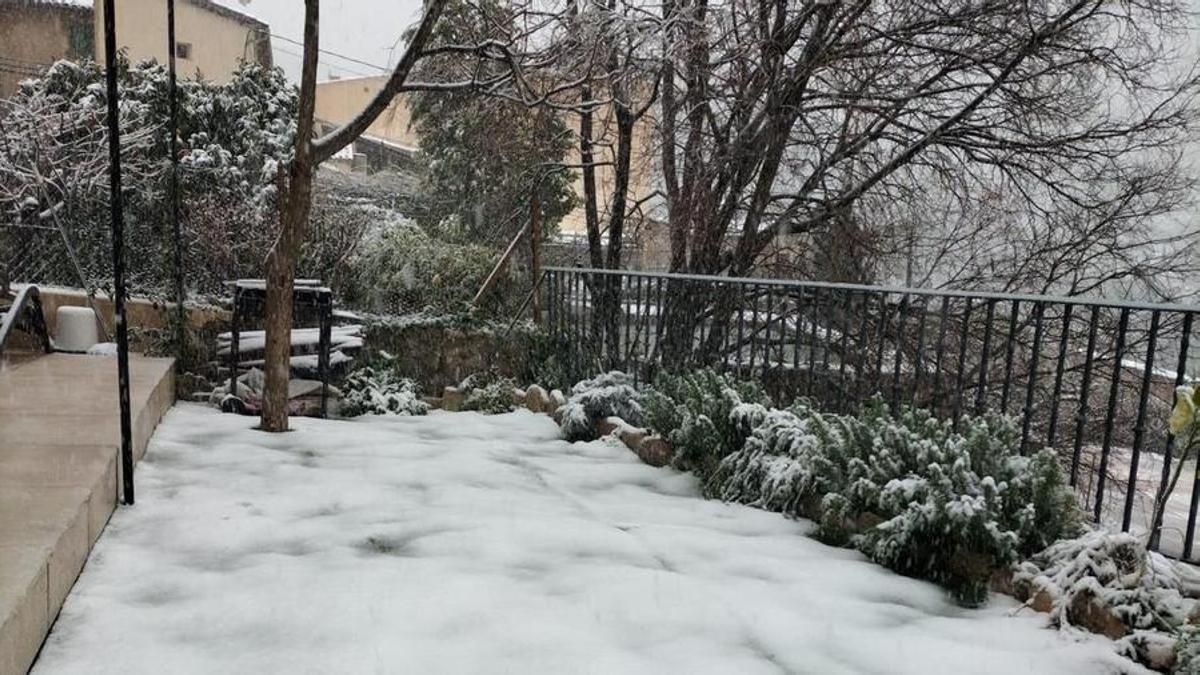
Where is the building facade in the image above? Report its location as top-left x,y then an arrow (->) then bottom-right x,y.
313,75 -> 661,249
93,0 -> 271,83
0,0 -> 93,98
1,0 -> 270,98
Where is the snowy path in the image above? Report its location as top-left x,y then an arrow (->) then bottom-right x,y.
35,404 -> 1142,674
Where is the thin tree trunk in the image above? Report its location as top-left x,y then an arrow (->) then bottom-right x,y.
260,0 -> 319,432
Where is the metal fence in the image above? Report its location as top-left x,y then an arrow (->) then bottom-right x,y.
543,266 -> 1200,561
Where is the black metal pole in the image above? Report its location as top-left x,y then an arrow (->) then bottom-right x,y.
102,0 -> 135,505
168,0 -> 185,361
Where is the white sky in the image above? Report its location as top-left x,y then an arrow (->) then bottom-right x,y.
238,0 -> 425,81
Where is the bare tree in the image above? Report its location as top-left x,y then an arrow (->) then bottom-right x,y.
652,0 -> 1200,357
260,0 -> 449,431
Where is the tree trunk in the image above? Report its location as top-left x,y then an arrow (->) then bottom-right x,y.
256,0 -> 446,432
260,0 -> 319,432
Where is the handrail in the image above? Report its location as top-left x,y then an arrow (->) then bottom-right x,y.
0,285 -> 53,359
544,266 -> 1200,315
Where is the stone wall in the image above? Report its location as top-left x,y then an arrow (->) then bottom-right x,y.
363,317 -> 538,394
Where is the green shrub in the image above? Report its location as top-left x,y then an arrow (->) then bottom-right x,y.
342,216 -> 515,316
340,366 -> 428,417
709,397 -> 1081,605
460,370 -> 518,414
639,369 -> 770,482
558,372 -> 643,442
522,331 -> 570,393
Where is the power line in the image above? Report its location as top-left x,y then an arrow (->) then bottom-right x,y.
270,33 -> 392,74
271,44 -> 379,80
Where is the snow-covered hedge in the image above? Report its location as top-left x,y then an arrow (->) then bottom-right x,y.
339,367 -> 428,417
709,398 -> 1081,604
459,371 -> 518,414
342,216 -> 516,316
1012,530 -> 1199,669
558,372 -> 643,442
639,369 -> 770,481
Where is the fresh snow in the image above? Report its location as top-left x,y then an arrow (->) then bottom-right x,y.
35,404 -> 1143,674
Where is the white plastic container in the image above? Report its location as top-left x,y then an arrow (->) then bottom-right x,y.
55,306 -> 100,353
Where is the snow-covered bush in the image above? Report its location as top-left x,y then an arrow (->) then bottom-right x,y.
710,398 -> 1081,605
558,371 -> 643,442
1012,531 -> 1198,669
342,214 -> 514,316
459,370 -> 518,414
1177,626 -> 1200,672
339,367 -> 428,417
1,57 -> 302,298
639,369 -> 770,481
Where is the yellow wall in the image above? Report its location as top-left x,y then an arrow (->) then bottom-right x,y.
314,76 -> 420,150
314,76 -> 658,237
94,0 -> 267,83
0,5 -> 93,98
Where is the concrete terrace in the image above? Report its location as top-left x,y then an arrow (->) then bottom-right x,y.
0,353 -> 174,675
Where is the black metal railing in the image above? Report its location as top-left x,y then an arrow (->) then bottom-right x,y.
543,266 -> 1200,561
0,284 -> 53,360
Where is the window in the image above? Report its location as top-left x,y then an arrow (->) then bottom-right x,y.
175,42 -> 192,60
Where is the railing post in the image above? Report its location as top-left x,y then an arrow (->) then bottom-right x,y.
1071,306 -> 1101,487
1125,310 -> 1159,532
1094,307 -> 1130,524
102,0 -> 135,506
1019,301 -> 1045,453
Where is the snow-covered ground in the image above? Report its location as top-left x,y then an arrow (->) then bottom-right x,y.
35,404 -> 1143,674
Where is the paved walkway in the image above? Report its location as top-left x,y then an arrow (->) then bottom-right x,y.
33,404 -> 1146,674
0,354 -> 174,675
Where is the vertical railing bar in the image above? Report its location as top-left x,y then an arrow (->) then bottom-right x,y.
653,276 -> 665,371
952,298 -> 974,429
975,299 -> 997,416
1000,300 -> 1021,413
736,281 -> 748,378
854,292 -> 872,406
762,285 -> 774,381
808,287 -> 821,399
792,288 -> 805,374
874,292 -> 890,400
931,295 -> 951,414
1019,301 -> 1046,454
749,284 -> 761,374
837,291 -> 853,412
1175,314 -> 1198,556
1047,304 -> 1074,448
1071,306 -> 1101,488
890,294 -> 909,409
821,290 -> 834,405
1094,307 -> 1130,524
1124,310 -> 1160,532
623,274 -> 632,373
642,275 -> 653,373
910,297 -> 929,408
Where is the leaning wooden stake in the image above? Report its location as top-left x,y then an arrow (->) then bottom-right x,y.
473,219 -> 529,309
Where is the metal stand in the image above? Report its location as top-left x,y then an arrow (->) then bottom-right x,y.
226,280 -> 334,417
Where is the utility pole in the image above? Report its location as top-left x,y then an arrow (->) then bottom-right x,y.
168,0 -> 185,361
101,0 -> 135,504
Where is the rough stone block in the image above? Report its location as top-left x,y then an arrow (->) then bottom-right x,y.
637,436 -> 674,468
524,385 -> 549,414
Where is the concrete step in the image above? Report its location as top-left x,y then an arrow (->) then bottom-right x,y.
0,353 -> 175,675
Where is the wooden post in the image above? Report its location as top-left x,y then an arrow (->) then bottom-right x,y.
530,195 -> 542,324
472,221 -> 528,308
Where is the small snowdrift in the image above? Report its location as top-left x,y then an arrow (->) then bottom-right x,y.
35,404 -> 1144,674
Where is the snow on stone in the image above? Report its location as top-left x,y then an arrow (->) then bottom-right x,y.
35,404 -> 1143,674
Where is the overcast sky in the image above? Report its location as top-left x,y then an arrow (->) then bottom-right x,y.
239,0 -> 425,82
